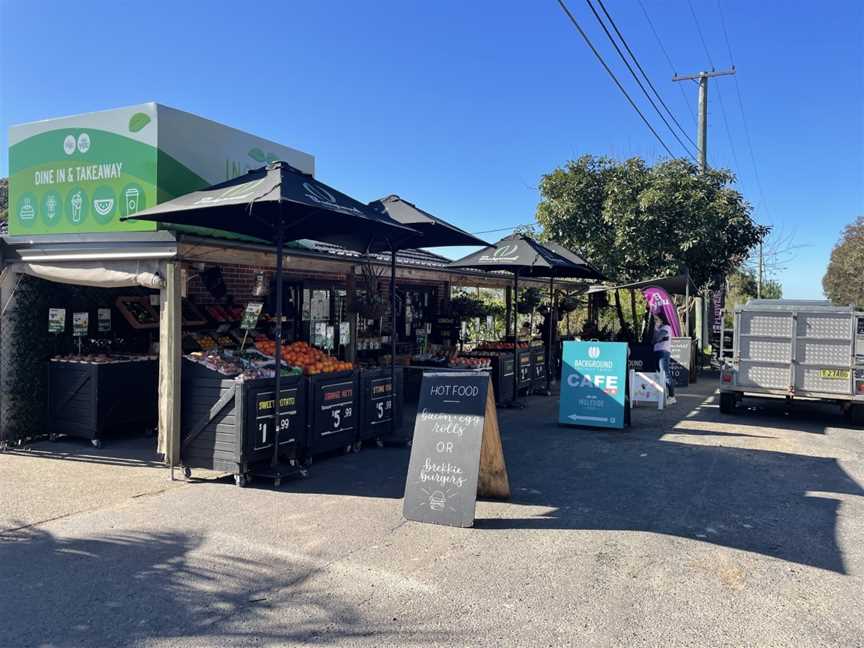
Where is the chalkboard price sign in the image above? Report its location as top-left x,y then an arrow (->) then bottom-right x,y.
403,372 -> 509,528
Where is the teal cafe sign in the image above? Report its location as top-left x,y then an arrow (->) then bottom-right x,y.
558,341 -> 629,429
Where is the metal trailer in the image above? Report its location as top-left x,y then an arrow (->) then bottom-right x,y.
719,300 -> 864,425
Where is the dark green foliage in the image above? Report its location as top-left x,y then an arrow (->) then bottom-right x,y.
823,216 -> 864,308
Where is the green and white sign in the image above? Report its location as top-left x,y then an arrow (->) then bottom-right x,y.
48,308 -> 66,334
9,103 -> 314,236
241,302 -> 264,330
73,312 -> 89,337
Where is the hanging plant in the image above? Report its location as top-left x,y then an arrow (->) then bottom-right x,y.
450,295 -> 487,320
558,294 -> 581,313
517,287 -> 543,314
349,258 -> 389,320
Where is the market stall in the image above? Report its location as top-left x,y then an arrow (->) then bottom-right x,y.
449,234 -> 604,404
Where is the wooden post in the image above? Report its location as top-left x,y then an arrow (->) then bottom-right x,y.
158,261 -> 182,473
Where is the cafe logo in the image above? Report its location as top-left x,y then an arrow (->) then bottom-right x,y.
588,346 -> 601,359
479,244 -> 520,263
63,135 -> 76,155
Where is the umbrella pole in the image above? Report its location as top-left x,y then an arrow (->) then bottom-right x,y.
390,247 -> 397,438
547,275 -> 554,394
272,219 -> 284,468
513,272 -> 519,405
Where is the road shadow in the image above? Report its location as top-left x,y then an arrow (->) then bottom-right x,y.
276,376 -> 863,574
7,434 -> 163,469
0,525 -> 448,647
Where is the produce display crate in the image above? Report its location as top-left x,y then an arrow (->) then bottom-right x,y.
470,354 -> 514,405
358,367 -> 405,444
48,359 -> 157,447
181,360 -> 306,486
531,345 -> 547,390
305,371 -> 359,457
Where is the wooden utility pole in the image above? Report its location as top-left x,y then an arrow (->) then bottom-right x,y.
672,68 -> 736,172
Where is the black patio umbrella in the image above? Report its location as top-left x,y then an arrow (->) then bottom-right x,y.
368,195 -> 487,411
368,195 -> 487,248
449,233 -> 604,398
123,162 -> 420,477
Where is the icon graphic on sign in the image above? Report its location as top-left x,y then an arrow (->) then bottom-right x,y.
19,197 -> 35,221
588,346 -> 601,359
71,191 -> 83,223
429,491 -> 446,511
93,198 -> 114,217
125,187 -> 140,214
64,135 -> 76,155
77,132 -> 90,154
46,195 -> 58,220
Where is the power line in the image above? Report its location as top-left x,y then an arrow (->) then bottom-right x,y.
555,0 -> 678,158
471,224 -> 529,235
716,0 -> 771,220
594,0 -> 696,150
713,82 -> 741,176
582,0 -> 696,159
636,0 -> 697,125
687,0 -> 715,69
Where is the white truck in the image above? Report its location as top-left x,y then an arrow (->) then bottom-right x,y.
719,300 -> 864,425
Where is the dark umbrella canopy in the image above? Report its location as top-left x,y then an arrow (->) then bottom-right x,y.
122,162 -> 419,253
448,233 -> 604,279
367,195 -> 487,248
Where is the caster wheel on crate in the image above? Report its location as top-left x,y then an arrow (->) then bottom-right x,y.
299,468 -> 309,478
273,477 -> 281,488
375,437 -> 384,448
234,474 -> 247,488
303,456 -> 312,469
91,439 -> 102,449
344,444 -> 353,455
49,433 -> 59,442
183,466 -> 192,479
352,441 -> 362,453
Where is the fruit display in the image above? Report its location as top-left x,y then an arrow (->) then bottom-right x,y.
115,296 -> 159,330
185,349 -> 298,380
475,341 -> 530,352
194,333 -> 218,351
255,338 -> 353,376
449,356 -> 491,369
51,353 -> 156,364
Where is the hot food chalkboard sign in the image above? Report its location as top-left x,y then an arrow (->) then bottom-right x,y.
403,372 -> 509,528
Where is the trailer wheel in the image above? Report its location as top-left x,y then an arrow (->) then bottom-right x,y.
91,439 -> 102,449
719,392 -> 737,415
849,404 -> 864,428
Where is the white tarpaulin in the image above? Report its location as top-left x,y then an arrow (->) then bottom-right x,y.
10,260 -> 164,289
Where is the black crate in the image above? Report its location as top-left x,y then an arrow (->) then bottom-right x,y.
48,359 -> 157,444
305,371 -> 359,456
181,360 -> 306,479
531,346 -> 547,388
358,367 -> 405,443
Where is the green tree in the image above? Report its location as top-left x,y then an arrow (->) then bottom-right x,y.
535,156 -> 768,334
0,177 -> 7,222
724,268 -> 782,326
823,216 -> 864,308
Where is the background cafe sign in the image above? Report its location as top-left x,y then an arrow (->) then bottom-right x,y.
559,341 -> 629,429
479,244 -> 520,263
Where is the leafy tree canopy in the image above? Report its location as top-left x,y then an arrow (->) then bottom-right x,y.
823,215 -> 864,308
534,156 -> 768,290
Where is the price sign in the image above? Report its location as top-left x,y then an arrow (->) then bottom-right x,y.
48,308 -> 66,334
241,302 -> 263,330
72,312 -> 89,337
367,376 -> 394,427
253,387 -> 299,452
97,308 -> 111,333
317,380 -> 355,436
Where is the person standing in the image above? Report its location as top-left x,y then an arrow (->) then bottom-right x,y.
653,312 -> 676,404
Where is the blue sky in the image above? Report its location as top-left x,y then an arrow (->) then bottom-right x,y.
1,1 -> 861,298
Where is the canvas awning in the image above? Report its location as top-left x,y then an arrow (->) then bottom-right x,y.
367,195 -> 487,249
586,272 -> 696,296
9,260 -> 164,289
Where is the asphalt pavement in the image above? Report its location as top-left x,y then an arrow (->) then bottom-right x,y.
1,374 -> 863,647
